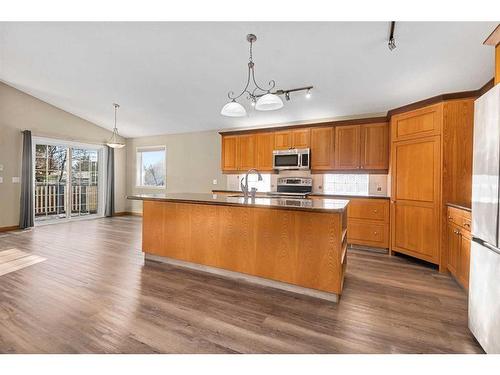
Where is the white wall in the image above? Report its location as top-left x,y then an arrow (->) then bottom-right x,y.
126,130 -> 226,213
0,82 -> 126,227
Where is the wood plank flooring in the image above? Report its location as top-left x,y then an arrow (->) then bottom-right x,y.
0,216 -> 483,353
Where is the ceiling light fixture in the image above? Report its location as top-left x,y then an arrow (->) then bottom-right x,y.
388,21 -> 396,51
306,88 -> 312,99
106,103 -> 125,149
221,34 -> 283,117
285,92 -> 291,101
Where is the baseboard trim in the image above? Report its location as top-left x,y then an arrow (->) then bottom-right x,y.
145,253 -> 339,303
114,211 -> 143,217
0,225 -> 20,233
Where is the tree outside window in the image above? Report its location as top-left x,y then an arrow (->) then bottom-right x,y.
137,147 -> 166,188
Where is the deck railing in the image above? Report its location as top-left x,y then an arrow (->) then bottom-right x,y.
35,183 -> 98,217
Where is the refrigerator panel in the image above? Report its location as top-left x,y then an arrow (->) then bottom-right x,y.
469,239 -> 500,353
472,85 -> 500,246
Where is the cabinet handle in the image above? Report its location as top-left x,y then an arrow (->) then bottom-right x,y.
448,216 -> 453,221
373,232 -> 378,235
373,209 -> 378,213
464,223 -> 470,228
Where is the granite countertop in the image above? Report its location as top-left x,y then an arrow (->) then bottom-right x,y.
211,189 -> 389,199
446,202 -> 472,212
128,193 -> 349,213
308,193 -> 390,199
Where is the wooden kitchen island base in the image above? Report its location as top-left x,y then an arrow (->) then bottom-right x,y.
134,194 -> 349,301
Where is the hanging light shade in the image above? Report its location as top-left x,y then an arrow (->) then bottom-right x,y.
220,100 -> 247,117
106,103 -> 125,149
255,93 -> 284,111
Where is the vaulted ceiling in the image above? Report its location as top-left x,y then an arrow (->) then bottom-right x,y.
0,22 -> 496,137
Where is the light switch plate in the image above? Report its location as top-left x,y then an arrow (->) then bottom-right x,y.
12,177 -> 20,183
0,164 -> 3,171
212,179 -> 218,185
0,177 -> 3,183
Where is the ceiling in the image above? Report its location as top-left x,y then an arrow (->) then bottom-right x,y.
0,22 -> 496,138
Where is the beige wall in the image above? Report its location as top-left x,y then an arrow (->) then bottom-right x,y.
0,82 -> 126,227
126,131 -> 225,213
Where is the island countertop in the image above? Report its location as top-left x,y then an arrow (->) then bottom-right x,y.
127,193 -> 349,213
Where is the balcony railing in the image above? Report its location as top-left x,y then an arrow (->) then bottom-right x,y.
35,183 -> 98,219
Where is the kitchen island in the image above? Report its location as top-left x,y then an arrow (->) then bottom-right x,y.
128,193 -> 349,302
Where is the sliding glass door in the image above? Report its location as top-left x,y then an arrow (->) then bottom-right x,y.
34,139 -> 104,223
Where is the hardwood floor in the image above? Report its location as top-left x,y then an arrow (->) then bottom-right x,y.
0,216 -> 482,353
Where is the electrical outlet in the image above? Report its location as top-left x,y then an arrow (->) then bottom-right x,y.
212,179 -> 218,185
12,177 -> 20,183
0,177 -> 3,183
0,164 -> 3,171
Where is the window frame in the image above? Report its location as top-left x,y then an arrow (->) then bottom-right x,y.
135,145 -> 167,189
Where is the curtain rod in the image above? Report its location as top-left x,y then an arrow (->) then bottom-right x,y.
19,130 -> 111,147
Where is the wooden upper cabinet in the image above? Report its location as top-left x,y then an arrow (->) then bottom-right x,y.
221,135 -> 239,172
292,128 -> 311,148
360,122 -> 389,170
237,134 -> 256,170
310,127 -> 334,170
335,125 -> 361,169
255,132 -> 275,171
274,130 -> 292,150
391,103 -> 443,141
274,128 -> 310,150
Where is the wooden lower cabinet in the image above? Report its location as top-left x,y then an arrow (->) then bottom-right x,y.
446,206 -> 471,290
346,198 -> 390,249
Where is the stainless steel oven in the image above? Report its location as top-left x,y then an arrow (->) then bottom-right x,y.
272,148 -> 310,170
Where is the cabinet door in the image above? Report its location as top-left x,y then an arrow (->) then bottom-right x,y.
310,127 -> 335,170
335,125 -> 361,169
391,103 -> 443,141
458,231 -> 471,289
221,135 -> 239,172
360,123 -> 389,170
447,223 -> 460,276
238,134 -> 256,171
391,135 -> 441,264
292,128 -> 311,148
274,130 -> 292,150
255,132 -> 275,171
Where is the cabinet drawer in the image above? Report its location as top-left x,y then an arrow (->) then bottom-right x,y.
347,198 -> 389,222
447,206 -> 471,232
347,220 -> 389,248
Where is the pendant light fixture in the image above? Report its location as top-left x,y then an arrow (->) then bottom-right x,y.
106,103 -> 125,149
221,34 -> 283,117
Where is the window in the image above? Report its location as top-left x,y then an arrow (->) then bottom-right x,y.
136,146 -> 166,188
323,174 -> 369,195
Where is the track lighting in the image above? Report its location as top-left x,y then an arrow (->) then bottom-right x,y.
285,92 -> 291,101
306,88 -> 312,99
388,21 -> 396,51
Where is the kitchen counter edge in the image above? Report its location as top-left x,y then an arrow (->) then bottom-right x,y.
127,193 -> 349,213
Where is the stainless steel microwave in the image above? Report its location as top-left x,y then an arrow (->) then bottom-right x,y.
272,148 -> 310,170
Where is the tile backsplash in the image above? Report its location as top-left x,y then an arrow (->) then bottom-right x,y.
225,171 -> 389,196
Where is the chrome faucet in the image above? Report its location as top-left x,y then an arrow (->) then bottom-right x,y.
240,169 -> 263,199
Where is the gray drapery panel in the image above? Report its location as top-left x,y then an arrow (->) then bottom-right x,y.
105,146 -> 115,217
19,130 -> 34,229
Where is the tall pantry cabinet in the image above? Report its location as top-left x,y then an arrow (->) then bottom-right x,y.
389,98 -> 475,271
